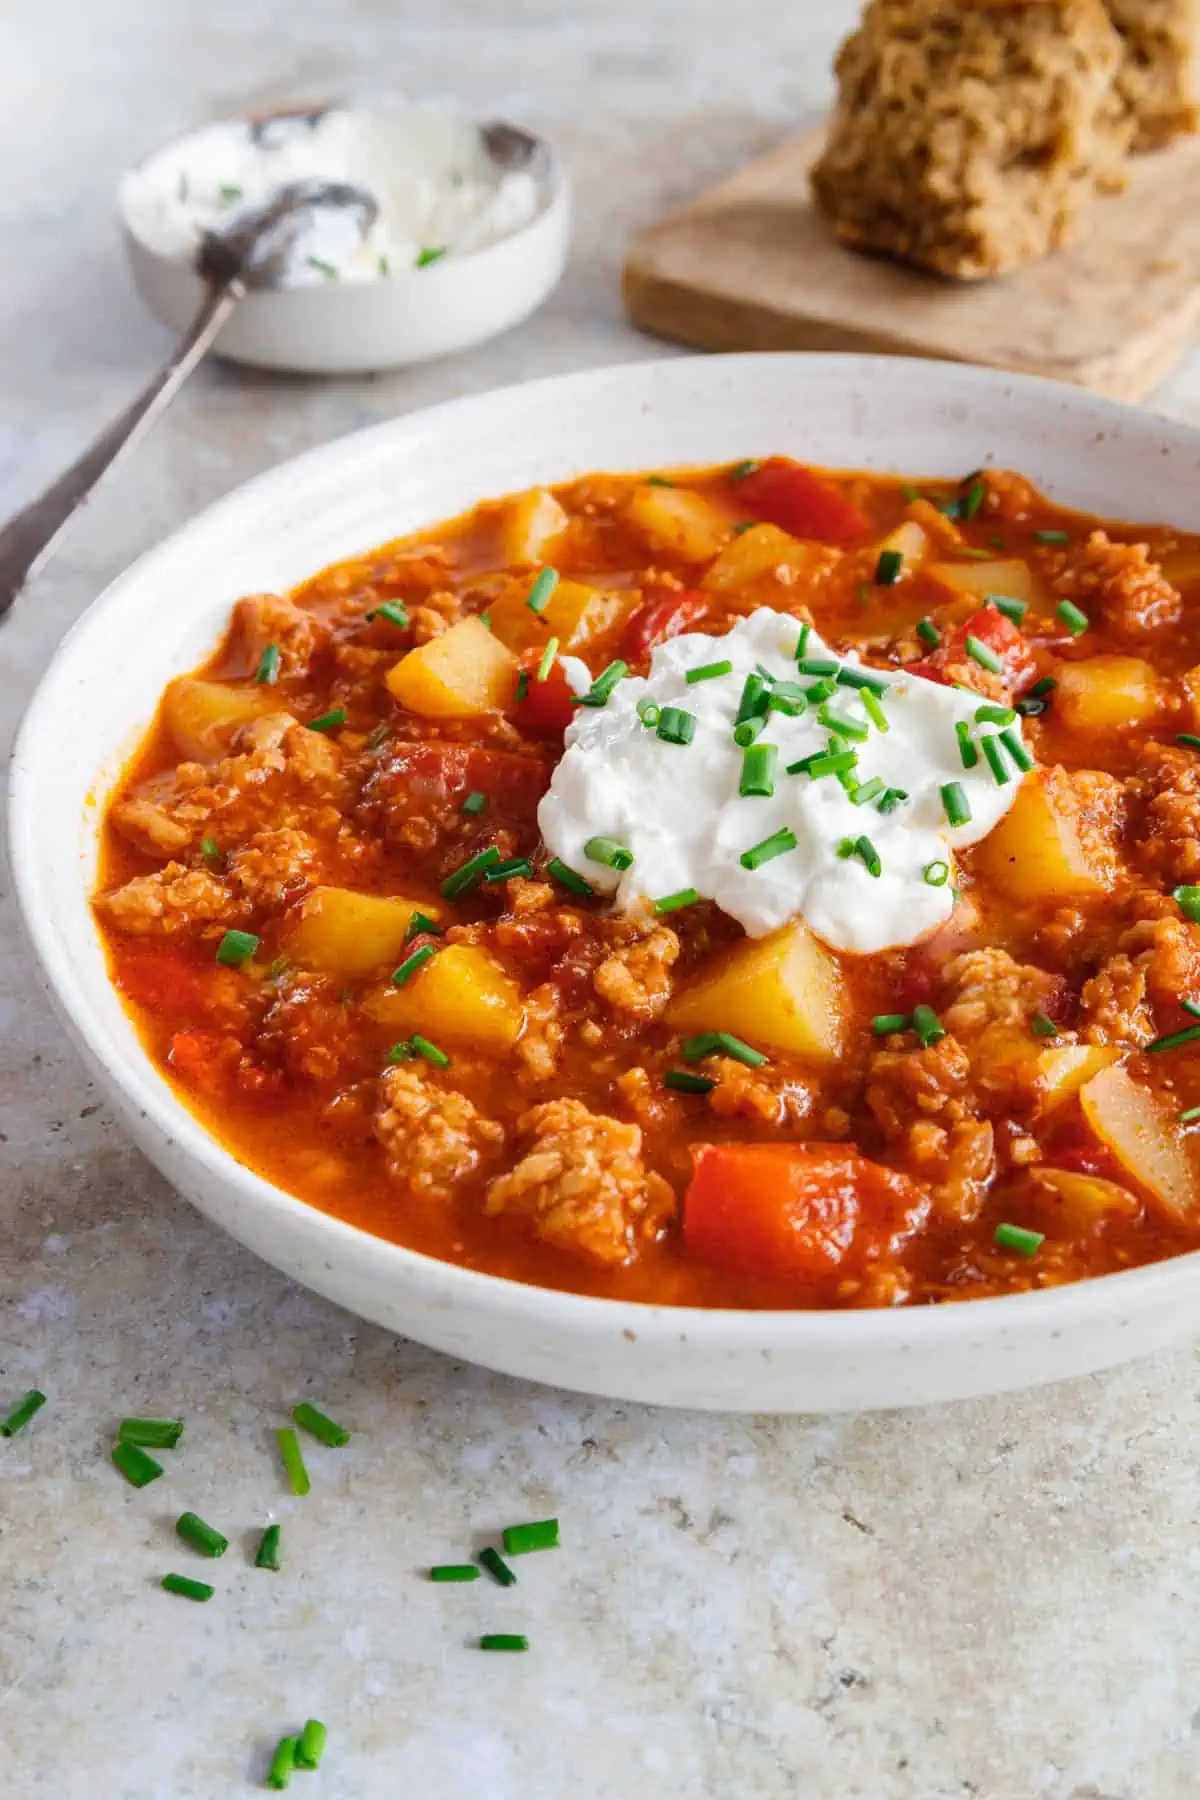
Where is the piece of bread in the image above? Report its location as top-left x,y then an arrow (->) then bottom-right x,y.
1104,0 -> 1200,148
811,0 -> 1132,281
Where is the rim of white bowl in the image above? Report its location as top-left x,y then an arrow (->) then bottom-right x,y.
117,98 -> 567,281
12,351 -> 1200,1359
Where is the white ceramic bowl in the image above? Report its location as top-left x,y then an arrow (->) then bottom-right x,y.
11,355 -> 1200,1411
118,108 -> 571,374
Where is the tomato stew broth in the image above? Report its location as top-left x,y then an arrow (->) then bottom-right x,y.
95,461 -> 1200,1308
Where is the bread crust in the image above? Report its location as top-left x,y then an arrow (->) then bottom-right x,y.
1105,0 -> 1200,149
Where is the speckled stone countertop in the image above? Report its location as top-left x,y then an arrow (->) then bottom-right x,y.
4,4 -> 1200,1796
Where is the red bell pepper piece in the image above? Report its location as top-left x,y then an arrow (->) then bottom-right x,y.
510,650 -> 577,738
907,607 -> 1038,696
621,588 -> 709,662
734,458 -> 869,545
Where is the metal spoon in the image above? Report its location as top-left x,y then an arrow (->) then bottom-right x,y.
0,177 -> 378,621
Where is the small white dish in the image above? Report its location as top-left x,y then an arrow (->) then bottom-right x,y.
11,354 -> 1200,1412
118,103 -> 571,374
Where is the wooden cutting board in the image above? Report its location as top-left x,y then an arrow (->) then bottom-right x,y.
624,127 -> 1200,402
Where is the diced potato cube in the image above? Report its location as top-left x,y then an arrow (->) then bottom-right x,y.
500,488 -> 569,566
1036,1043 -> 1119,1112
665,921 -> 843,1061
702,522 -> 832,594
624,484 -> 731,562
1055,656 -> 1161,732
488,578 -> 625,654
386,617 -> 516,718
364,943 -> 524,1050
163,678 -> 281,762
1080,1064 -> 1195,1223
971,769 -> 1113,902
928,558 -> 1039,607
283,888 -> 438,978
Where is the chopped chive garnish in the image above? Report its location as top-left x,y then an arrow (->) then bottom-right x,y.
526,568 -> 559,614
900,482 -> 921,503
849,776 -> 885,807
999,727 -> 1033,772
484,856 -> 534,883
1034,529 -> 1069,545
441,845 -> 502,900
118,1417 -> 182,1449
654,887 -> 701,913
686,659 -> 733,684
307,708 -> 346,733
480,1635 -> 528,1652
938,496 -> 962,519
575,659 -> 628,707
923,860 -> 950,887
515,671 -> 530,703
1015,697 -> 1046,718
292,1402 -> 350,1448
994,1222 -> 1044,1256
411,1033 -> 450,1069
740,828 -> 798,871
795,622 -> 812,658
665,1069 -> 717,1094
636,699 -> 661,728
391,945 -> 436,986
1146,1023 -> 1200,1053
911,1003 -> 946,1047
216,929 -> 259,968
176,1512 -> 229,1558
877,786 -> 909,813
872,1013 -> 911,1036
503,1518 -> 560,1555
1177,734 -> 1200,752
941,782 -> 971,828
735,673 -> 769,725
1057,600 -> 1089,637
404,910 -> 443,941
112,1441 -> 164,1488
739,742 -> 778,797
682,1031 -> 767,1068
478,1546 -> 517,1587
536,636 -> 559,682
794,748 -> 859,780
1180,1106 -> 1200,1124
431,1564 -> 480,1582
548,858 -> 595,897
1030,1009 -> 1059,1038
462,791 -> 487,815
255,643 -> 281,685
584,835 -> 634,871
267,1736 -> 298,1790
367,600 -> 409,628
975,704 -> 1016,726
962,477 -> 986,520
307,255 -> 339,278
1,1390 -> 46,1438
836,665 -> 890,694
964,634 -> 1003,674
255,1524 -> 282,1571
199,836 -> 221,865
957,546 -> 994,560
803,677 -> 837,704
988,594 -> 1027,624
875,548 -> 903,586
836,836 -> 857,859
1029,676 -> 1057,698
1173,886 -> 1200,922
981,735 -> 1010,786
276,1427 -> 310,1496
646,475 -> 675,487
955,722 -> 978,770
416,245 -> 448,267
860,688 -> 888,733
915,618 -> 940,648
296,1722 -> 327,1773
729,459 -> 758,480
850,835 -> 882,877
817,705 -> 869,741
796,656 -> 840,678
656,706 -> 696,746
161,1574 -> 214,1604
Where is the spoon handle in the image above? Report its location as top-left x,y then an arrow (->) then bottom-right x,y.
0,278 -> 244,622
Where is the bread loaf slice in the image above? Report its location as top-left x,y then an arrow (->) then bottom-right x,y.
1105,0 -> 1200,148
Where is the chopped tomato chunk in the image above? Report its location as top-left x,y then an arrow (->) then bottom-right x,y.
684,1142 -> 921,1286
510,651 -> 577,738
907,607 -> 1038,696
734,458 -> 869,545
621,588 -> 708,661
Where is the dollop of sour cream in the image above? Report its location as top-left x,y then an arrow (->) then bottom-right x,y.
120,106 -> 543,284
538,610 -> 1028,955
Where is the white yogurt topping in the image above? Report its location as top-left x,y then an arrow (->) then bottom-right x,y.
538,609 -> 1027,956
120,106 -> 544,284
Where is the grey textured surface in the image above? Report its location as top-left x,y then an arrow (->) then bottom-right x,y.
3,3 -> 1200,1796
